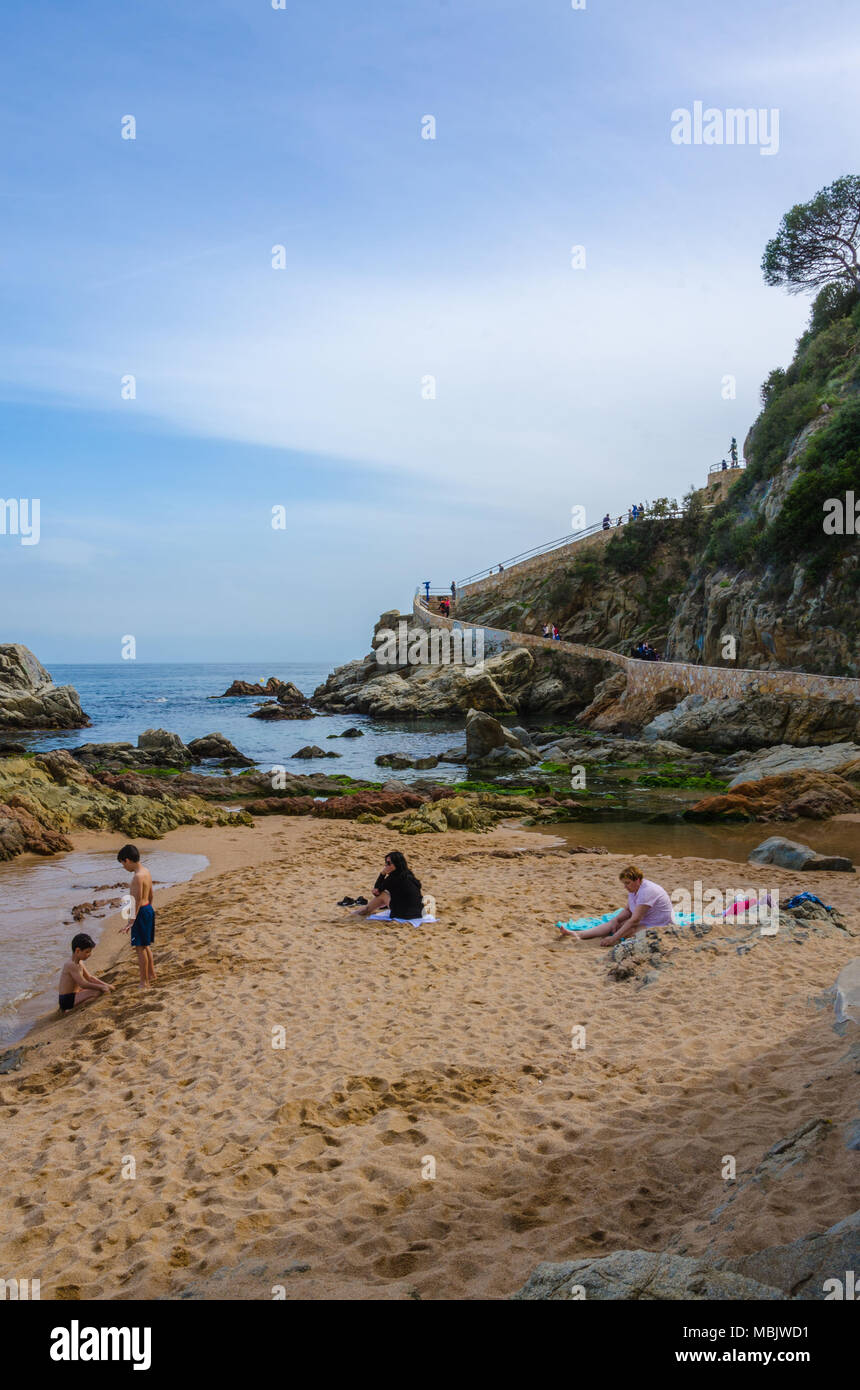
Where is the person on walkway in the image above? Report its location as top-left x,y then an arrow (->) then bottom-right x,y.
450,581 -> 457,602
552,624 -> 561,641
542,623 -> 550,639
498,564 -> 504,573
630,504 -> 638,521
720,457 -> 728,471
602,513 -> 611,530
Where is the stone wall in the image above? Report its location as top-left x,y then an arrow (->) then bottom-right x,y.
413,597 -> 860,703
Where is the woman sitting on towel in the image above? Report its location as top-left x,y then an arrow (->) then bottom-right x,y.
354,851 -> 425,922
556,865 -> 673,946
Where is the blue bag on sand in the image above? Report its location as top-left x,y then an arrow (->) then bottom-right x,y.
785,891 -> 833,911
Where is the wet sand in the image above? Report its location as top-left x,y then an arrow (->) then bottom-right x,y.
0,815 -> 858,1301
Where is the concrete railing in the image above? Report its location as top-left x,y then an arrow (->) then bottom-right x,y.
413,596 -> 860,704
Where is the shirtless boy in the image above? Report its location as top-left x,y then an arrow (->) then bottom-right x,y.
117,843 -> 156,988
58,932 -> 113,1012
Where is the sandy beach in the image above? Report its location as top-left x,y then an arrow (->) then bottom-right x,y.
1,815 -> 857,1301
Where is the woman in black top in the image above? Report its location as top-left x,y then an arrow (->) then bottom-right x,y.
358,851 -> 424,921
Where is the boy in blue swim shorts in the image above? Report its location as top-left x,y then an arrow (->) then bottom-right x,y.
117,843 -> 156,990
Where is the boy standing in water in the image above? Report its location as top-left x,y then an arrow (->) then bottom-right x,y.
117,844 -> 156,989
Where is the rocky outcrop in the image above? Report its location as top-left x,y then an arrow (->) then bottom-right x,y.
512,1207 -> 860,1301
214,677 -> 294,698
686,769 -> 860,822
186,734 -> 253,766
465,709 -> 540,769
0,751 -> 252,863
511,1249 -> 785,1300
0,644 -> 90,730
71,729 -> 252,771
312,612 -> 610,718
644,692 -> 860,751
725,742 -> 860,788
291,745 -> 340,760
375,753 -> 440,770
748,835 -> 855,872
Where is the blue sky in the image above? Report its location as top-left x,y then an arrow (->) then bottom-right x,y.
1,0 -> 859,663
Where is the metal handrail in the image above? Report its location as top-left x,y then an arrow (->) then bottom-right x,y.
456,509 -> 694,588
457,521 -> 610,587
708,461 -> 745,474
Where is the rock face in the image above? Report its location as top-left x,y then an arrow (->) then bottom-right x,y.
726,742 -> 860,789
0,644 -> 90,730
686,770 -> 860,823
643,693 -> 860,751
748,836 -> 855,872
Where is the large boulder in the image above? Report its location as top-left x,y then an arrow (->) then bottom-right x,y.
686,770 -> 860,823
0,644 -> 90,730
465,708 -> 538,765
186,734 -> 253,766
719,1210 -> 860,1301
644,692 -> 860,752
137,728 -> 193,764
727,742 -> 860,789
291,745 -> 340,760
748,836 -> 855,872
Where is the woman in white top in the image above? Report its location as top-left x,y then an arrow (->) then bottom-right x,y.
556,865 -> 673,946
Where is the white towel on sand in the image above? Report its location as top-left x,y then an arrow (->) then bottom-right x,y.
368,910 -> 437,928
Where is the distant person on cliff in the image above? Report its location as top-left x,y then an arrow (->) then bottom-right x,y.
353,851 -> 425,923
498,564 -> 504,573
552,624 -> 561,641
117,844 -> 156,989
450,581 -> 456,601
554,866 -> 673,945
729,437 -> 738,466
58,933 -> 113,1013
602,513 -> 611,530
542,623 -> 551,638
720,457 -> 728,471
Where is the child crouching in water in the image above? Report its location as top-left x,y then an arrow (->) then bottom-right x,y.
58,933 -> 113,1012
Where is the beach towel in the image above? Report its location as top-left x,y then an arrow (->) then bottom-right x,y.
368,909 -> 437,929
555,910 -> 702,934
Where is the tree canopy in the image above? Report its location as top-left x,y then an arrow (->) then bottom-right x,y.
762,174 -> 860,294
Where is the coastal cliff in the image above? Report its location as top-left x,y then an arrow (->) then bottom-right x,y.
457,286 -> 860,677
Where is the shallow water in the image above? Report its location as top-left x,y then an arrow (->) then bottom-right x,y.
532,816 -> 860,865
0,848 -> 208,1046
